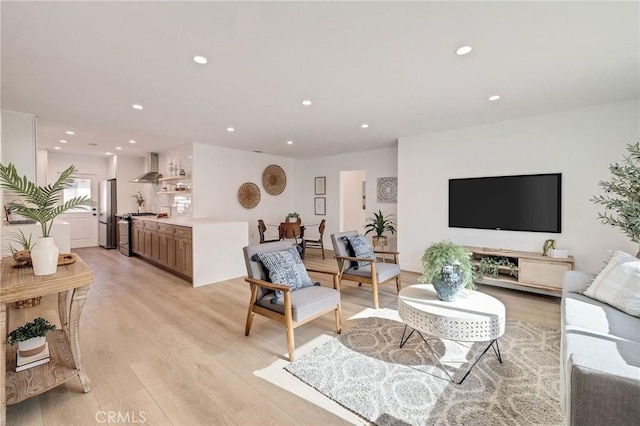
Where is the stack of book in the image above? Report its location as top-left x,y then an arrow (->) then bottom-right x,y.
16,342 -> 50,372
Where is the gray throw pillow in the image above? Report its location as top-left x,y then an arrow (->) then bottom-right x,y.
257,247 -> 313,302
346,234 -> 375,268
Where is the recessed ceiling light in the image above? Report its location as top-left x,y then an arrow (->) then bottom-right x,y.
105,152 -> 113,155
88,143 -> 98,146
54,147 -> 61,150
59,139 -> 67,143
361,124 -> 369,128
488,95 -> 501,101
253,150 -> 263,153
193,56 -> 208,64
65,131 -> 75,135
227,127 -> 235,132
132,104 -> 143,110
116,147 -> 122,150
129,140 -> 136,144
302,100 -> 312,106
287,140 -> 293,145
456,46 -> 473,55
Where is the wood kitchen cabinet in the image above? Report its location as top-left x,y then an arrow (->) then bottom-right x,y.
131,219 -> 144,255
143,221 -> 159,260
157,224 -> 175,268
174,226 -> 193,278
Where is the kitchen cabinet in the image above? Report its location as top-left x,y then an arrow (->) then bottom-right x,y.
174,226 -> 193,278
143,221 -> 159,259
131,219 -> 144,255
157,224 -> 175,268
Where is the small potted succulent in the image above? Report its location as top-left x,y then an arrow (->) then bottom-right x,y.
7,317 -> 56,357
418,240 -> 476,301
363,210 -> 396,247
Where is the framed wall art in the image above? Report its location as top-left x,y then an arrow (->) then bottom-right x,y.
315,176 -> 326,195
377,177 -> 398,203
314,197 -> 326,215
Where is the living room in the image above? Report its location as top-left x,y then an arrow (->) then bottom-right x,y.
1,1 -> 639,425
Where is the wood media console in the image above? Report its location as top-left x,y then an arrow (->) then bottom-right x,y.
466,246 -> 575,296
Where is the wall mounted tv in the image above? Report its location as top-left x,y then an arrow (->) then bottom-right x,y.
449,173 -> 562,233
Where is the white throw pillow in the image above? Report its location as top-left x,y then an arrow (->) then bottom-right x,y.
583,250 -> 640,317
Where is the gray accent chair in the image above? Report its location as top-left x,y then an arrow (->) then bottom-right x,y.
243,240 -> 341,361
330,230 -> 401,309
561,270 -> 640,426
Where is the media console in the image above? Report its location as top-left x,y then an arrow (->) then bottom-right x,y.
465,246 -> 575,297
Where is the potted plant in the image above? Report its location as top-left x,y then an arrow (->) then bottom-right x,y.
591,141 -> 640,257
0,163 -> 94,275
363,209 -> 396,247
132,191 -> 146,213
478,256 -> 518,279
418,240 -> 476,301
287,212 -> 300,222
7,317 -> 56,357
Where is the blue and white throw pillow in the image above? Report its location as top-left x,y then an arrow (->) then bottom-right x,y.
346,234 -> 376,268
257,247 -> 313,302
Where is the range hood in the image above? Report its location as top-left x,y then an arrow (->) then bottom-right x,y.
131,153 -> 160,183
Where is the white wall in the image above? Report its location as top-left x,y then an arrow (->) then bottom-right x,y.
296,147 -> 398,250
398,99 -> 640,274
1,110 -> 37,182
340,170 -> 367,232
115,155 -> 146,215
191,143 -> 296,244
47,152 -> 108,185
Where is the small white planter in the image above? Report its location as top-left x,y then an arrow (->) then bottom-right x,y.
18,336 -> 47,357
31,237 -> 59,276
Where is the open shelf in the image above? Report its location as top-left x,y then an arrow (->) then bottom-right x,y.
157,190 -> 191,195
5,330 -> 79,406
158,176 -> 190,182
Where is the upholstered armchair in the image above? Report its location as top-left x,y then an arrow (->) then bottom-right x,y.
242,241 -> 342,361
330,230 -> 401,309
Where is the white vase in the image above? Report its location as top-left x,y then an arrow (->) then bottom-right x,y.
18,336 -> 46,357
31,237 -> 59,276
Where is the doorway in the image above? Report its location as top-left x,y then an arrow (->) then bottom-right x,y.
58,173 -> 99,248
339,170 -> 367,232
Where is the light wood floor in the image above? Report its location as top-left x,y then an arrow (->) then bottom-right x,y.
6,247 -> 561,425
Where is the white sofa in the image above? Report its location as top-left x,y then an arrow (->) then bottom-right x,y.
560,270 -> 640,426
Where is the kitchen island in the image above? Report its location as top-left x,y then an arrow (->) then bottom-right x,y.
131,217 -> 248,287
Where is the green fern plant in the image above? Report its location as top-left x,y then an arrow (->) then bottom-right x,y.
0,163 -> 94,238
418,240 -> 476,289
478,256 -> 518,278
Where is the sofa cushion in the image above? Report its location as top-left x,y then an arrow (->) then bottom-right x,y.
563,292 -> 640,343
257,247 -> 313,297
583,250 -> 640,317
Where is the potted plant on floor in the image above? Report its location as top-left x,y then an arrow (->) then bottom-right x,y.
7,317 -> 56,357
363,209 -> 396,247
591,141 -> 640,257
0,163 -> 94,275
418,240 -> 476,301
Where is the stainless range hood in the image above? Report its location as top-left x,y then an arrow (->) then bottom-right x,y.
131,152 -> 160,183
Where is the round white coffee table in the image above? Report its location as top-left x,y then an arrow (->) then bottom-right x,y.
398,284 -> 506,384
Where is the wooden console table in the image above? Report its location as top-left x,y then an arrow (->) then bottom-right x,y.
0,255 -> 93,423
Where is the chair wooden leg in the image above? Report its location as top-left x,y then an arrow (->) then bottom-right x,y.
245,285 -> 259,336
396,276 -> 401,293
284,292 -> 295,362
335,305 -> 342,334
372,281 -> 379,309
321,242 -> 325,260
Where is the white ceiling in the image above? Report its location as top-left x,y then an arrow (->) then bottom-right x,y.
2,1 -> 638,159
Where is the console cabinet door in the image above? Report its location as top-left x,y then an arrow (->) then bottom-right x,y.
518,259 -> 571,289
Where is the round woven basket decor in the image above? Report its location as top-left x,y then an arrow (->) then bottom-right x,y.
238,182 -> 261,209
262,164 -> 287,195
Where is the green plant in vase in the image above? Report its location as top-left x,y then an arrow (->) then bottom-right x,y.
591,141 -> 640,257
363,210 -> 396,246
478,256 -> 518,278
0,163 -> 94,275
7,317 -> 56,358
418,240 -> 476,301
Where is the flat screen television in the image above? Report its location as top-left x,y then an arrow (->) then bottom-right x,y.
449,173 -> 562,233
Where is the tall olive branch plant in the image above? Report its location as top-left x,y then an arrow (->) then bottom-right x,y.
0,163 -> 94,238
591,141 -> 640,256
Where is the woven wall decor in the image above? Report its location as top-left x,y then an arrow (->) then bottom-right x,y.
377,177 -> 398,203
262,164 -> 287,195
238,182 -> 261,209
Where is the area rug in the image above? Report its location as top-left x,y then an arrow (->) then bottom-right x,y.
285,305 -> 563,426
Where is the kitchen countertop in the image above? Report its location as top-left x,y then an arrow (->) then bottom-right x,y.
130,216 -> 247,227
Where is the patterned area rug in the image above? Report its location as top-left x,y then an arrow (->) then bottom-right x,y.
285,306 -> 563,426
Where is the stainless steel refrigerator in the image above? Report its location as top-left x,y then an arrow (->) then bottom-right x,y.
99,179 -> 117,249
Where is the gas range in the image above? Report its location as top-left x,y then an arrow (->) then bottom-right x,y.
116,213 -> 157,256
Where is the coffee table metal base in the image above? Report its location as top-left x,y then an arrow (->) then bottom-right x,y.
399,324 -> 502,385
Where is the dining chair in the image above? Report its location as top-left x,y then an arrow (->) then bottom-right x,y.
243,241 -> 341,361
280,221 -> 305,258
303,219 -> 326,259
330,230 -> 401,309
258,219 -> 281,244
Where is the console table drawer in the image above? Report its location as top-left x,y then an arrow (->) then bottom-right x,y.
518,259 -> 572,289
